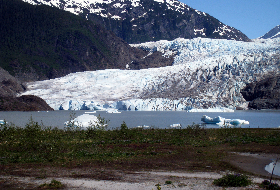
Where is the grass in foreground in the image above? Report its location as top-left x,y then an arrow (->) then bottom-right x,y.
0,118 -> 280,173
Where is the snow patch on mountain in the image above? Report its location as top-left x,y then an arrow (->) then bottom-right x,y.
21,38 -> 280,111
23,0 -> 186,16
22,0 -> 250,42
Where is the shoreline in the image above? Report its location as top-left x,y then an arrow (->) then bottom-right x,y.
1,152 -> 280,189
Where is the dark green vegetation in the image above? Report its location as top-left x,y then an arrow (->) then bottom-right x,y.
38,179 -> 64,189
213,173 -> 252,187
0,0 -> 173,82
1,0 -> 113,81
261,180 -> 280,190
0,118 -> 280,172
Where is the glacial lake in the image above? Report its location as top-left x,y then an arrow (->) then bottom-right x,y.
0,110 -> 280,129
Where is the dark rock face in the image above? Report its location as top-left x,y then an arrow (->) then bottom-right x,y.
241,75 -> 280,109
248,99 -> 280,110
0,67 -> 25,97
0,95 -> 54,111
0,67 -> 53,111
129,51 -> 174,69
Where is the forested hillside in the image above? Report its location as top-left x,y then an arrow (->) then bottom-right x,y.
0,0 -> 173,82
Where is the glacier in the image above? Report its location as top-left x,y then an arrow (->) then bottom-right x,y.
21,37 -> 280,111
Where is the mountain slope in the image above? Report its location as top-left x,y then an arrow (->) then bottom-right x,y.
0,67 -> 25,97
259,25 -> 280,39
21,38 -> 280,111
22,0 -> 251,43
0,95 -> 54,111
0,66 -> 54,111
0,0 -> 173,82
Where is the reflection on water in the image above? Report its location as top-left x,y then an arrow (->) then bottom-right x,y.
265,160 -> 280,177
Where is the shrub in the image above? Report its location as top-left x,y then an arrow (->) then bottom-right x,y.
38,179 -> 64,189
213,173 -> 251,187
120,121 -> 128,131
155,183 -> 161,190
165,180 -> 172,184
261,180 -> 280,190
86,115 -> 109,138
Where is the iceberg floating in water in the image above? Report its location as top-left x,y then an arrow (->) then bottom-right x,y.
137,125 -> 150,128
201,115 -> 224,124
201,115 -> 249,126
228,119 -> 249,125
64,114 -> 99,128
170,123 -> 182,128
106,108 -> 121,113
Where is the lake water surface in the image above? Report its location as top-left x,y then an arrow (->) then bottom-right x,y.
1,110 -> 280,129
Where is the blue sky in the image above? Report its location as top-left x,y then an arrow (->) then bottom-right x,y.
181,0 -> 280,39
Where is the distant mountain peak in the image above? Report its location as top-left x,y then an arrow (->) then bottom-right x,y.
259,25 -> 280,39
24,0 -> 190,16
22,0 -> 250,43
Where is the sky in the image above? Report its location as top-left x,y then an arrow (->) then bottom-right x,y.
181,0 -> 280,39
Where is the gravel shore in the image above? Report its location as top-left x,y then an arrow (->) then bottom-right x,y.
1,170 -> 280,189
1,152 -> 280,189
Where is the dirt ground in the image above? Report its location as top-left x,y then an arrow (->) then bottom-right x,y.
228,152 -> 280,178
1,152 -> 280,189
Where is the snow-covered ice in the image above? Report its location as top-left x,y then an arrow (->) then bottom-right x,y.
201,115 -> 249,126
187,107 -> 234,112
170,123 -> 182,128
21,37 -> 280,111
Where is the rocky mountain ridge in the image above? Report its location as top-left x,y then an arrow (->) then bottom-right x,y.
22,0 -> 251,43
260,25 -> 280,39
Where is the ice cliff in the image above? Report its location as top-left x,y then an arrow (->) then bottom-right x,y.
21,37 -> 280,111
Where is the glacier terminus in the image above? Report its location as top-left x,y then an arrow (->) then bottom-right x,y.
21,37 -> 280,111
